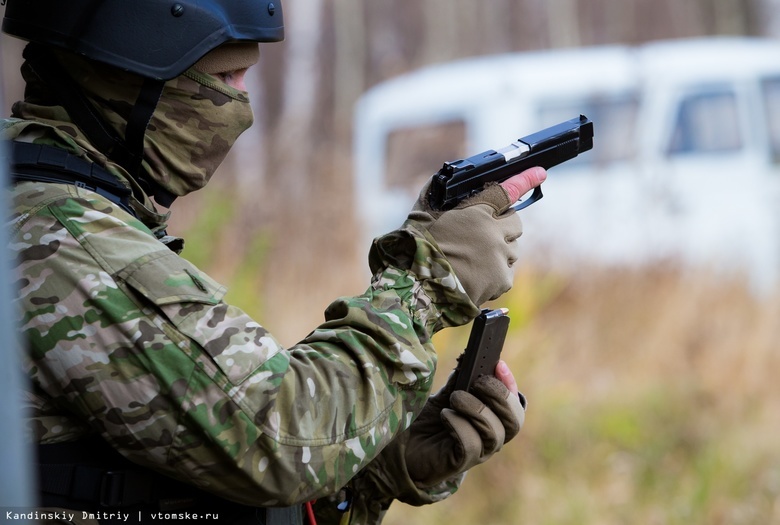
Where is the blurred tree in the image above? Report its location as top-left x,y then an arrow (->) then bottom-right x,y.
713,0 -> 750,33
754,0 -> 780,36
272,0 -> 325,206
333,0 -> 367,130
546,0 -> 582,47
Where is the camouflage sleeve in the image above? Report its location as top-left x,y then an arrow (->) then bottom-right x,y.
313,428 -> 466,525
11,181 -> 480,511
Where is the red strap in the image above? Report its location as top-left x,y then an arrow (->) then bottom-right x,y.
305,500 -> 317,525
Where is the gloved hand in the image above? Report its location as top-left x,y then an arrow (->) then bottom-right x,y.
405,364 -> 527,486
338,361 -> 526,523
368,167 -> 545,333
404,182 -> 523,306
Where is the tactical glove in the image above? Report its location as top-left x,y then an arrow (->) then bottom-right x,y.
405,367 -> 527,486
371,180 -> 523,307
339,366 -> 526,523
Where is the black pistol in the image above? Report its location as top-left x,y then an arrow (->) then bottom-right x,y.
455,308 -> 511,392
428,115 -> 594,211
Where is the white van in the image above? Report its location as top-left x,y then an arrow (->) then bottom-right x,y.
352,37 -> 780,291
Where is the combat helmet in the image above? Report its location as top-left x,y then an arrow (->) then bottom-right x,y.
2,0 -> 284,80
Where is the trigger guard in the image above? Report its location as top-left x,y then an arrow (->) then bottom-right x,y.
509,185 -> 544,212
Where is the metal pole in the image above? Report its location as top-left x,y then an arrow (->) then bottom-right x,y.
0,97 -> 35,517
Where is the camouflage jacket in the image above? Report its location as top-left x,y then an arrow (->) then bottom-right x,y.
4,116 -> 481,524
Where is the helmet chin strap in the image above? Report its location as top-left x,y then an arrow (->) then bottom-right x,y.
23,43 -> 177,208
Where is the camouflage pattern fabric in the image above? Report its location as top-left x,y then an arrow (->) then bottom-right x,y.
4,52 -> 482,523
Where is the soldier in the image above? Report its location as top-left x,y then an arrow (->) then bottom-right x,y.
2,1 -> 545,524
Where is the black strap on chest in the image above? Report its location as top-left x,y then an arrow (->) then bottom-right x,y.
38,438 -> 304,525
8,141 -> 136,217
7,141 -> 185,252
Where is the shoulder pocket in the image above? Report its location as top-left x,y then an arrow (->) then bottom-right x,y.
116,250 -> 281,386
117,250 -> 226,305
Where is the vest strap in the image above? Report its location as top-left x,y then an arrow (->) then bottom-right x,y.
7,141 -> 135,217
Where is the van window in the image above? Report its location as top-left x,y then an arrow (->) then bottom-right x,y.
667,88 -> 742,155
538,94 -> 638,168
761,76 -> 780,164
